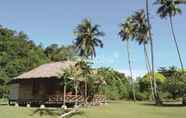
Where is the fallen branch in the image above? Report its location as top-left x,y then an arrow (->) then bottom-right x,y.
59,109 -> 80,118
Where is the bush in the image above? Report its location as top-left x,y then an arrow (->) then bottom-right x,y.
105,85 -> 120,100
159,92 -> 173,100
135,92 -> 149,101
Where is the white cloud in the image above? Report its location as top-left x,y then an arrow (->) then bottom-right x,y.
93,51 -> 121,66
93,51 -> 147,79
117,69 -> 146,79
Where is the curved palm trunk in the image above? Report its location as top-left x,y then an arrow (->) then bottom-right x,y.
126,40 -> 136,102
144,44 -> 155,100
169,16 -> 184,73
145,0 -> 161,104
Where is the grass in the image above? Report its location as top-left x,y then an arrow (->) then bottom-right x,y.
1,100 -> 186,118
0,105 -> 62,118
0,100 -> 62,118
72,101 -> 186,118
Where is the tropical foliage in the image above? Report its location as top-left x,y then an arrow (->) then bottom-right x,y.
137,66 -> 186,101
0,27 -> 48,81
119,16 -> 136,102
44,44 -> 77,61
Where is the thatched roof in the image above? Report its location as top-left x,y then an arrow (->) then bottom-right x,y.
11,61 -> 105,85
15,61 -> 76,80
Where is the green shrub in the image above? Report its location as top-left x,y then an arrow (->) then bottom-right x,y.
135,92 -> 149,101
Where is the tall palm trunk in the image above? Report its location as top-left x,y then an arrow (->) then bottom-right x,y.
126,40 -> 136,102
75,80 -> 78,107
145,0 -> 160,104
169,16 -> 184,73
81,58 -> 88,106
84,78 -> 87,105
144,44 -> 155,100
63,82 -> 66,106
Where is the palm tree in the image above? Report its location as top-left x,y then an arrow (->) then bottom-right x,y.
74,18 -> 104,59
132,10 -> 155,100
145,0 -> 160,104
75,60 -> 92,105
144,44 -> 155,100
119,17 -> 136,102
60,69 -> 70,109
155,0 -> 185,72
63,65 -> 79,107
73,18 -> 104,105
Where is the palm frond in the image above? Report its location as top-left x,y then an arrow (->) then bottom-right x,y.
73,18 -> 104,59
155,0 -> 183,18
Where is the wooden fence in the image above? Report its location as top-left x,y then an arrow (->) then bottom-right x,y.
9,94 -> 106,105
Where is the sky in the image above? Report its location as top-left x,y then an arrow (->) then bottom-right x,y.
0,0 -> 186,77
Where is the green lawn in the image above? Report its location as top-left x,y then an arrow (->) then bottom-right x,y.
0,101 -> 186,118
0,105 -> 62,118
73,101 -> 186,118
0,99 -> 62,118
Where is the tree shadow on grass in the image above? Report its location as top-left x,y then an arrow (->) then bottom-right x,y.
30,108 -> 87,118
0,99 -> 8,106
30,108 -> 62,117
0,103 -> 8,106
141,102 -> 185,107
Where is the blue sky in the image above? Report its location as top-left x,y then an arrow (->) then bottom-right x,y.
0,0 -> 186,77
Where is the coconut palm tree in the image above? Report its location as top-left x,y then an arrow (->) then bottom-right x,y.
74,18 -> 104,105
60,69 -> 70,109
63,65 -> 79,107
74,18 -> 104,59
143,44 -> 155,101
155,0 -> 185,72
75,60 -> 92,105
132,10 -> 155,100
119,17 -> 136,102
145,0 -> 161,104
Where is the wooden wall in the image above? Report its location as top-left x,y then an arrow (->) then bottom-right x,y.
9,83 -> 19,100
16,79 -> 64,99
19,80 -> 33,99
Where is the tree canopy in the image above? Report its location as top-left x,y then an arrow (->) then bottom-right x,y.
0,26 -> 48,82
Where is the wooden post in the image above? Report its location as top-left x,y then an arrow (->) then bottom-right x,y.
26,103 -> 31,108
15,102 -> 19,107
40,104 -> 45,109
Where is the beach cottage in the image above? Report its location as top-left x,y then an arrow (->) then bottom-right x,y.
8,61 -> 85,105
8,61 -> 105,106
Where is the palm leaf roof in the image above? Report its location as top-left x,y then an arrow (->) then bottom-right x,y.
14,61 -> 76,79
